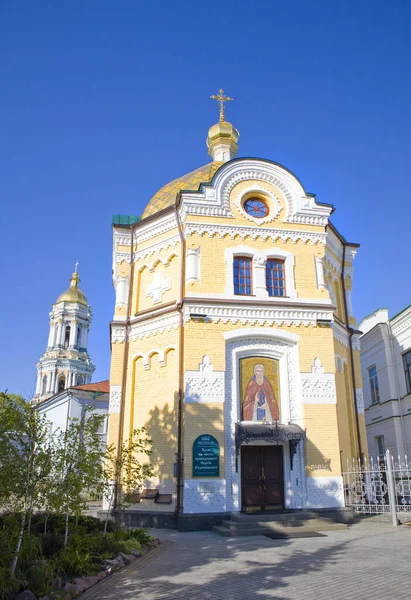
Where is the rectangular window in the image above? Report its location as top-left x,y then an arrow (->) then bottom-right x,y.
266,259 -> 285,297
375,435 -> 385,460
403,351 -> 411,395
233,257 -> 252,295
368,365 -> 380,404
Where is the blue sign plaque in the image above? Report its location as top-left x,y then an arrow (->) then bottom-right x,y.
192,435 -> 220,477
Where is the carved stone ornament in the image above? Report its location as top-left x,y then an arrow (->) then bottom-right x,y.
109,386 -> 121,414
185,356 -> 225,403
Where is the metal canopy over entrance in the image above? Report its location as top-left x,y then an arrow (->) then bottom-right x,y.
235,422 -> 306,471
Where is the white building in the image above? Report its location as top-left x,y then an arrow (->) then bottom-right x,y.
32,265 -> 95,404
34,380 -> 109,443
359,306 -> 411,458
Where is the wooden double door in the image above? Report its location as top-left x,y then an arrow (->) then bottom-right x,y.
241,445 -> 284,512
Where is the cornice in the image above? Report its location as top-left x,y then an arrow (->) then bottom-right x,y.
115,235 -> 180,266
324,249 -> 354,278
111,312 -> 180,343
184,302 -> 334,327
331,322 -> 361,351
390,310 -> 411,337
185,221 -> 326,245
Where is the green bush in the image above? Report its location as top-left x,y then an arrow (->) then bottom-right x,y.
112,527 -> 153,547
41,533 -> 64,557
54,547 -> 100,578
24,560 -> 56,597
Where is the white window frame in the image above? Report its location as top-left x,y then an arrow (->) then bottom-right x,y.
368,365 -> 380,404
225,245 -> 296,299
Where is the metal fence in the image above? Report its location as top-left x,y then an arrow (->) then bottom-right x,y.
342,449 -> 411,526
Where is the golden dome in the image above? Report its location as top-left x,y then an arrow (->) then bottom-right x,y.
207,120 -> 239,147
142,162 -> 223,219
56,271 -> 88,305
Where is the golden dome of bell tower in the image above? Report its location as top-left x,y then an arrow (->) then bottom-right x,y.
207,88 -> 239,162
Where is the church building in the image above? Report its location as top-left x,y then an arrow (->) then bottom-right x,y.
32,266 -> 95,403
108,92 -> 367,529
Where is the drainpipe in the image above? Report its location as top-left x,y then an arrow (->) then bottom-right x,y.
387,320 -> 408,456
174,200 -> 185,524
114,223 -> 135,510
341,244 -> 363,461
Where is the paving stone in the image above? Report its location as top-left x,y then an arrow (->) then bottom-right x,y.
80,523 -> 411,600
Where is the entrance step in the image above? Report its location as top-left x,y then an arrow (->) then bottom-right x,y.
230,511 -> 319,523
213,512 -> 347,537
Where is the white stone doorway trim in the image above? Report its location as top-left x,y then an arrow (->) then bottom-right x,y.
224,329 -> 307,512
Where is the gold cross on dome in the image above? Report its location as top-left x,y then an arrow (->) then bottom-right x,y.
74,261 -> 79,273
210,88 -> 233,122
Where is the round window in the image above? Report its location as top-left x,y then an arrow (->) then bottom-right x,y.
243,198 -> 269,218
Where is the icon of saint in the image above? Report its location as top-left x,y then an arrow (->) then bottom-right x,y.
242,363 -> 279,422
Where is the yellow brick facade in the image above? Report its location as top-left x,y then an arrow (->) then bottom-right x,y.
108,146 -> 366,519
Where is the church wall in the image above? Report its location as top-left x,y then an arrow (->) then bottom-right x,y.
134,252 -> 180,314
303,404 -> 342,477
184,232 -> 326,301
121,329 -> 180,511
184,403 -> 225,479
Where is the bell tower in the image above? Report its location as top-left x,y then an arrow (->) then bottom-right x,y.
32,264 -> 95,404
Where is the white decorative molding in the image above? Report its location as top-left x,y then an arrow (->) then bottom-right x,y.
355,388 -> 365,414
129,313 -> 180,341
391,313 -> 411,337
186,247 -> 200,284
111,313 -> 180,343
198,354 -> 213,371
335,354 -> 347,374
185,221 -> 326,246
177,159 -> 332,227
146,272 -> 171,304
232,182 -> 282,225
311,357 -> 324,374
183,479 -> 227,514
224,332 -> 302,512
224,327 -> 299,344
131,345 -> 176,370
213,160 -> 332,224
300,372 -> 337,404
185,302 -> 334,327
332,322 -> 361,350
185,355 -> 225,403
115,235 -> 180,266
306,476 -> 345,508
109,385 -> 121,414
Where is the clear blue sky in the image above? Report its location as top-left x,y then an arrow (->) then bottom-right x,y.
1,0 -> 410,397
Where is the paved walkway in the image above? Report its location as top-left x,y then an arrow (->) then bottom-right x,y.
81,522 -> 410,600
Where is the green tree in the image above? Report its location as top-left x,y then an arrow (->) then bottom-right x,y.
104,428 -> 153,533
0,392 -> 54,576
53,406 -> 107,548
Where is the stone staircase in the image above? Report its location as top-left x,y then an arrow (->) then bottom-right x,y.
212,511 -> 348,537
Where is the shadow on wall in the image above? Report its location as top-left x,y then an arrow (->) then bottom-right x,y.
144,395 -> 224,480
143,393 -> 179,481
305,438 -> 332,473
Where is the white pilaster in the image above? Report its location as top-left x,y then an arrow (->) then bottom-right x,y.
83,326 -> 89,349
315,256 -> 326,289
35,373 -> 41,395
50,370 -> 56,395
186,248 -> 200,284
47,323 -> 54,348
253,256 -> 269,297
115,276 -> 129,307
345,289 -> 353,317
69,321 -> 77,347
56,321 -> 63,346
